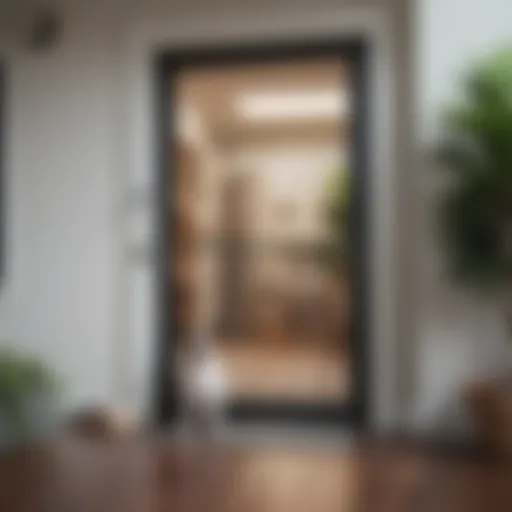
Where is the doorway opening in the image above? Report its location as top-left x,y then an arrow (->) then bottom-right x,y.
155,40 -> 369,427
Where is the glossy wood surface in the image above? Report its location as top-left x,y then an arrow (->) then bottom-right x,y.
0,437 -> 510,512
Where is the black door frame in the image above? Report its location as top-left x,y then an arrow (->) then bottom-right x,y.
153,38 -> 371,429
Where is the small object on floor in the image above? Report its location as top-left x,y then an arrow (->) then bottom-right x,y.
66,406 -> 138,441
178,337 -> 228,442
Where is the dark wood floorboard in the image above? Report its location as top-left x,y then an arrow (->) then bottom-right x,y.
0,437 -> 511,512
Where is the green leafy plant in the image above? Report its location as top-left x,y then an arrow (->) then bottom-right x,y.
0,348 -> 59,441
323,168 -> 350,276
436,48 -> 512,295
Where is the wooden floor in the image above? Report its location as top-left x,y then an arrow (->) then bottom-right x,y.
215,343 -> 349,401
0,437 -> 511,512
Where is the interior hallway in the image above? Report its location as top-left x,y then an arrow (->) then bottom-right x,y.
175,58 -> 352,407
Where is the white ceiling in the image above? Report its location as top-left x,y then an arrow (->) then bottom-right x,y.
177,58 -> 350,147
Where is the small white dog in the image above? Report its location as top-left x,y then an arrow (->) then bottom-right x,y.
177,339 -> 228,441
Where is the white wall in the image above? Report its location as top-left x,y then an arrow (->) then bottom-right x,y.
0,5 -> 122,409
414,0 -> 512,434
0,0 -> 402,429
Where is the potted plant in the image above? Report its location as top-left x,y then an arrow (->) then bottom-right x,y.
0,348 -> 59,451
435,48 -> 512,453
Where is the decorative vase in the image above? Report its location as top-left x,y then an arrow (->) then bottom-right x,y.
466,380 -> 512,455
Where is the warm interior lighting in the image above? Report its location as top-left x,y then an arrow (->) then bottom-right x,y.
236,89 -> 348,121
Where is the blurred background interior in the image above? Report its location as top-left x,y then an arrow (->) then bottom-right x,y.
174,59 -> 353,407
1,0 -> 512,510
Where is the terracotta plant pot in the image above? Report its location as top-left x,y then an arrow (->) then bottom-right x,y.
465,380 -> 512,455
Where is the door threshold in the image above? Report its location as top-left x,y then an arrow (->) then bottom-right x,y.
167,419 -> 357,451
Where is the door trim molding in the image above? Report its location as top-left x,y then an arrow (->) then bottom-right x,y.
153,37 -> 371,429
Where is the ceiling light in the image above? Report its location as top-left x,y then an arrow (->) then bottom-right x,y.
236,90 -> 348,121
